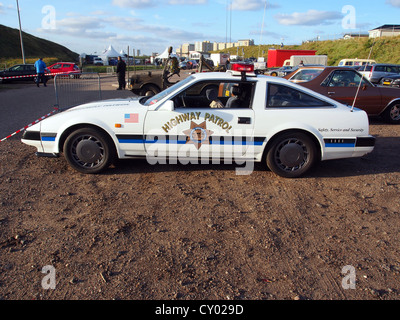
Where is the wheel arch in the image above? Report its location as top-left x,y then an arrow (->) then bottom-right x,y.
381,98 -> 400,115
262,128 -> 323,162
140,83 -> 161,94
58,123 -> 118,157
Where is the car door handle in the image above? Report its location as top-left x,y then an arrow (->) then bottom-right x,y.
238,117 -> 251,124
328,92 -> 335,95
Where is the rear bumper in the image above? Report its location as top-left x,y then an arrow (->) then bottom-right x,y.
355,136 -> 376,147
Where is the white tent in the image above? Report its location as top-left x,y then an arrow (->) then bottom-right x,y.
119,49 -> 127,57
100,45 -> 120,65
155,47 -> 177,59
102,45 -> 120,57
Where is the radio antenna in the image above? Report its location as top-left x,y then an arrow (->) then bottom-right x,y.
351,40 -> 375,112
258,1 -> 267,58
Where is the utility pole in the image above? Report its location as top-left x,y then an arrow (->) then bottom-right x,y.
16,0 -> 26,64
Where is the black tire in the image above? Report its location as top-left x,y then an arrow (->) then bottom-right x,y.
63,128 -> 115,174
140,84 -> 159,97
383,102 -> 400,124
266,132 -> 317,178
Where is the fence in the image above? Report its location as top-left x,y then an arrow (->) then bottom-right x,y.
54,72 -> 102,110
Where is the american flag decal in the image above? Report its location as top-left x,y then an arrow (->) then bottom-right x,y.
124,113 -> 139,123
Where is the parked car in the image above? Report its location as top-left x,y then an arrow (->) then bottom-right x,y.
47,62 -> 81,78
0,64 -> 36,83
338,59 -> 376,67
357,64 -> 400,84
93,57 -> 104,66
266,66 -> 297,77
284,66 -> 400,123
380,74 -> 400,88
284,66 -> 325,83
179,60 -> 198,70
22,64 -> 375,178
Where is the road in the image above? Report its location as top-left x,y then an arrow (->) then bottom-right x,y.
0,75 -> 134,140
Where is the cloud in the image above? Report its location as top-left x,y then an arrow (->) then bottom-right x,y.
112,0 -> 207,7
36,13 -> 205,54
0,2 -> 14,14
168,0 -> 207,4
275,10 -> 342,26
386,0 -> 400,7
231,0 -> 279,11
112,0 -> 158,9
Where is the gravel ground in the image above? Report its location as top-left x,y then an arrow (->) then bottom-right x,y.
1,77 -> 400,301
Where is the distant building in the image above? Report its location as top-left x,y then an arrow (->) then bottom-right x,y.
369,25 -> 400,38
195,41 -> 213,53
343,33 -> 369,40
177,43 -> 195,57
238,39 -> 254,47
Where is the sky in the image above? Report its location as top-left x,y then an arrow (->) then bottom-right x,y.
1,0 -> 400,56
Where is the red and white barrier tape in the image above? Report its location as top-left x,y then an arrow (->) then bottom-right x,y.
0,72 -> 80,80
0,73 -> 51,80
0,108 -> 59,142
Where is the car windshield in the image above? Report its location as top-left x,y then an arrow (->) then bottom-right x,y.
291,69 -> 323,81
141,76 -> 194,106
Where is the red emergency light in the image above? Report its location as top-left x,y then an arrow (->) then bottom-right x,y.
231,63 -> 254,72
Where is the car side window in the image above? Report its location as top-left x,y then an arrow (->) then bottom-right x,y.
173,81 -> 255,109
327,70 -> 368,87
10,65 -> 23,71
266,83 -> 332,108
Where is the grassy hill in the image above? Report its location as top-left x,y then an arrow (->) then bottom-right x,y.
217,36 -> 400,66
0,24 -> 78,66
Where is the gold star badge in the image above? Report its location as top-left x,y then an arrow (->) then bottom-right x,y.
183,121 -> 214,150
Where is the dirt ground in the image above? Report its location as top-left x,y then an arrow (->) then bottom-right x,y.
0,77 -> 400,301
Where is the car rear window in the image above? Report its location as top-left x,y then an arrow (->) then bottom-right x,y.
266,83 -> 332,108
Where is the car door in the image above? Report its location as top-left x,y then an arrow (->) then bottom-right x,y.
322,69 -> 382,114
143,79 -> 256,164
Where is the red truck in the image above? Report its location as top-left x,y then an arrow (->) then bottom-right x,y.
267,49 -> 317,68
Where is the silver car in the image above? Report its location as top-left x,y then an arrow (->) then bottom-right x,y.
358,64 -> 400,84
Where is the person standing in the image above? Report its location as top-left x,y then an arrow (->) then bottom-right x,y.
116,56 -> 126,90
34,58 -> 48,87
226,58 -> 231,70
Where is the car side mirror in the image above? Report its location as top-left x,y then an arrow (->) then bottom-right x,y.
159,100 -> 174,111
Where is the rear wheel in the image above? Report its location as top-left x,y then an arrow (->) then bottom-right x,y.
140,84 -> 159,97
383,103 -> 400,124
63,128 -> 115,174
266,132 -> 317,178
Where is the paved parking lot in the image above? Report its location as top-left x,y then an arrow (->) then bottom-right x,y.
0,75 -> 134,139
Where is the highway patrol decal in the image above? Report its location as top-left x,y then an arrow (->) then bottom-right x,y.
183,121 -> 214,150
161,112 -> 233,134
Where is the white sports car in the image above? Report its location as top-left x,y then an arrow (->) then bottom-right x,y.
22,65 -> 375,178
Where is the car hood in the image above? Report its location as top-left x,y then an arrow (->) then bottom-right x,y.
62,97 -> 143,113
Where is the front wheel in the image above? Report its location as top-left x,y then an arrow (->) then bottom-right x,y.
266,132 -> 317,178
63,128 -> 115,174
383,103 -> 400,124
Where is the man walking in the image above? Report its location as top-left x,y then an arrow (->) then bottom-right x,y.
116,56 -> 126,90
34,58 -> 48,87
